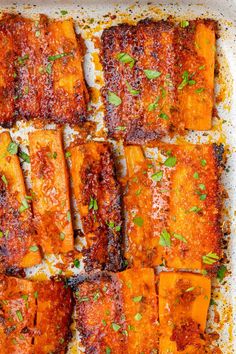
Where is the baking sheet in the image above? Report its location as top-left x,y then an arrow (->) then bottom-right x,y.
0,0 -> 236,353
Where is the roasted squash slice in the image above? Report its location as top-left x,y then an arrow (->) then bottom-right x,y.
0,131 -> 41,271
75,268 -> 158,353
70,142 -> 122,271
159,271 -> 211,353
29,129 -> 74,254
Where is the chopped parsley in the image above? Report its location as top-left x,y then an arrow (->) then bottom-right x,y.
159,229 -> 171,247
7,142 -> 18,155
108,91 -> 122,106
16,310 -> 23,322
180,20 -> 189,28
148,97 -> 159,111
19,151 -> 30,163
73,259 -> 80,268
1,175 -> 8,186
115,126 -> 126,131
117,52 -> 136,68
217,265 -> 227,282
173,233 -> 187,243
202,252 -> 219,265
19,198 -> 29,213
29,245 -> 39,252
159,112 -> 169,120
144,69 -> 161,79
151,171 -> 163,182
133,216 -> 144,227
178,71 -> 196,90
89,197 -> 98,211
164,156 -> 177,167
111,323 -> 121,332
126,81 -> 140,95
134,313 -> 142,321
48,52 -> 72,61
133,296 -> 143,303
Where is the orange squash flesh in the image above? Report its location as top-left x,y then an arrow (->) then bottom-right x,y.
75,268 -> 158,353
159,272 -> 211,353
177,20 -> 216,130
0,275 -> 72,354
29,129 -> 74,254
0,131 -> 41,270
47,19 -> 88,124
70,142 -> 122,272
124,144 -> 222,271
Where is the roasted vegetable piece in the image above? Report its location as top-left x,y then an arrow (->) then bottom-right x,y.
176,20 -> 216,130
47,19 -> 88,124
70,142 -> 122,271
11,14 -> 50,120
0,275 -> 72,354
124,144 -> 222,271
124,145 -> 169,267
159,272 -> 211,353
101,20 -> 180,144
0,131 -> 41,272
159,144 -> 222,271
34,280 -> 73,354
29,129 -> 74,254
0,14 -> 15,127
75,268 -> 158,353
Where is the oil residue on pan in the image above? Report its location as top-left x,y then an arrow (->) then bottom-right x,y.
0,1 -> 235,353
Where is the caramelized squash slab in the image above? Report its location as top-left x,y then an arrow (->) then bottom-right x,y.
47,19 -> 88,124
176,20 -> 216,130
124,143 -> 222,271
29,129 -> 74,254
101,20 -> 179,144
70,142 -> 122,272
10,14 -> 50,120
101,19 -> 216,143
0,131 -> 41,271
75,268 -> 158,353
159,272 -> 211,353
0,275 -> 72,354
0,15 -> 15,127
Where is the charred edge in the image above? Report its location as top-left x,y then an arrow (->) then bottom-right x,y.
5,266 -> 26,278
68,271 -> 115,291
213,143 -> 225,168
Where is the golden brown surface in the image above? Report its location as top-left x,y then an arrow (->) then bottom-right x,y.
0,15 -> 15,127
75,268 -> 158,353
101,19 -> 216,143
29,129 -> 74,254
0,275 -> 72,354
159,272 -> 211,353
0,14 -> 88,126
124,144 -> 222,271
0,131 -> 41,272
70,142 -> 123,272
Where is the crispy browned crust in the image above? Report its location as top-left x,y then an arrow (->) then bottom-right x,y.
0,13 -> 88,126
74,268 -> 158,353
101,18 -> 216,143
0,275 -> 72,354
71,142 -> 123,272
0,15 -> 15,128
0,178 -> 35,272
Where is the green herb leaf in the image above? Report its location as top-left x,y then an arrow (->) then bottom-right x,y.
125,81 -> 140,95
73,259 -> 80,268
188,206 -> 202,213
134,313 -> 142,321
108,91 -> 122,106
185,286 -> 195,292
89,197 -> 98,211
61,10 -> 68,15
159,112 -> 169,120
151,171 -> 163,182
102,319 -> 107,326
193,172 -> 199,179
111,323 -> 121,332
199,194 -> 207,201
202,252 -> 219,265
117,52 -> 136,68
1,175 -> 8,186
46,63 -> 52,75
34,291 -> 38,299
217,265 -> 227,282
35,30 -> 41,37
164,156 -> 177,167
133,216 -> 144,227
201,159 -> 207,167
29,245 -> 39,252
144,69 -> 161,79
173,233 -> 187,243
106,347 -> 111,354
210,298 -> 217,306
195,88 -> 205,93
199,184 -> 206,190
159,229 -> 171,247
133,296 -> 143,303
19,198 -> 29,213
67,210 -> 71,222
16,310 -> 23,322
65,151 -> 71,158
115,126 -> 126,131
59,232 -> 65,240
199,65 -> 205,70
148,97 -> 159,111
48,52 -> 72,61
135,188 -> 142,196
7,142 -> 18,155
180,20 -> 189,28
17,54 -> 29,66
19,151 -> 30,163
